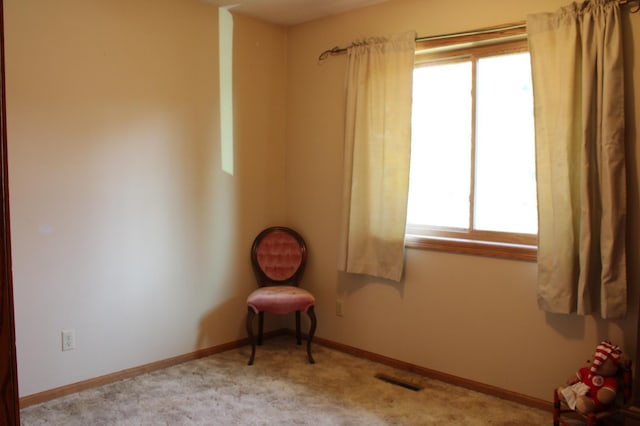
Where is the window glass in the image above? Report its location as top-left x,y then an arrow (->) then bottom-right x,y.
474,52 -> 537,234
408,61 -> 472,230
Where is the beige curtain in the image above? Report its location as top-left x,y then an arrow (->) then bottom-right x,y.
527,0 -> 627,318
337,31 -> 416,282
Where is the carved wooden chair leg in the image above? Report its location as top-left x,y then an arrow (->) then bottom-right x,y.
246,308 -> 256,365
306,306 -> 317,364
552,389 -> 560,426
257,311 -> 264,345
296,311 -> 302,345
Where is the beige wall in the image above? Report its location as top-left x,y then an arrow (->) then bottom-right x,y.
5,0 -> 288,396
285,0 -> 640,401
5,0 -> 640,404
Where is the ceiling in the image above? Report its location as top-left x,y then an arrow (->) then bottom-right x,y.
202,0 -> 388,26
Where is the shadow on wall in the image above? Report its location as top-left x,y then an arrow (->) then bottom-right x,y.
543,302 -> 635,359
336,269 -> 406,301
197,297 -> 248,349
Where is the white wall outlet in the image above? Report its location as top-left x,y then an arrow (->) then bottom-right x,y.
336,299 -> 344,317
61,329 -> 76,351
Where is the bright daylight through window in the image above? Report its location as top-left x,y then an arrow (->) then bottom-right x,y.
405,30 -> 537,260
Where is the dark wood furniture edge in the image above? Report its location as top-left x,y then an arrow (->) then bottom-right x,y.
0,0 -> 20,423
622,285 -> 640,424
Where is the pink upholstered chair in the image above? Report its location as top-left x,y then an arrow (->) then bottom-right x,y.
246,227 -> 317,365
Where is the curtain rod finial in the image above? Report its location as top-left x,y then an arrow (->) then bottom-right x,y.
318,46 -> 348,62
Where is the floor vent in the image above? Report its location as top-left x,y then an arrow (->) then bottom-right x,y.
375,373 -> 423,391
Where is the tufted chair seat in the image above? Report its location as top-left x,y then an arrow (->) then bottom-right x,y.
247,286 -> 315,315
246,227 -> 317,365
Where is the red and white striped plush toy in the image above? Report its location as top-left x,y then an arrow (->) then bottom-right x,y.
556,340 -> 623,415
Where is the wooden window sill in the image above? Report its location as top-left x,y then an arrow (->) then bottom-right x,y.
405,234 -> 537,262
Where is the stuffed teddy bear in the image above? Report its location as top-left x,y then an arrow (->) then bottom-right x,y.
557,340 -> 623,415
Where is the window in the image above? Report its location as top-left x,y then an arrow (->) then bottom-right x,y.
405,26 -> 537,261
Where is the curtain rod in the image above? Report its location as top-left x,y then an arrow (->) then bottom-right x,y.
318,22 -> 524,61
317,0 -> 640,61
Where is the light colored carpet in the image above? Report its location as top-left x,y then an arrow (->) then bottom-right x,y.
21,336 -> 552,425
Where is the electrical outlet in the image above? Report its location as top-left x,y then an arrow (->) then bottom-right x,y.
61,329 -> 76,351
336,299 -> 344,317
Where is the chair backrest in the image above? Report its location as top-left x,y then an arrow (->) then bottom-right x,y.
251,227 -> 307,286
618,358 -> 633,405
